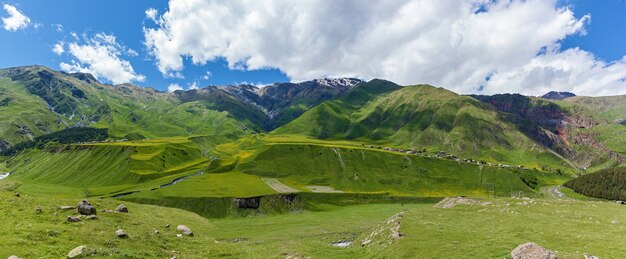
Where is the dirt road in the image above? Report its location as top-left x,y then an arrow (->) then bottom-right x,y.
262,178 -> 299,193
542,186 -> 567,199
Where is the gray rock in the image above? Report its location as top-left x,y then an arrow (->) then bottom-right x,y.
584,254 -> 599,259
176,225 -> 193,236
67,245 -> 87,258
115,204 -> 128,213
115,229 -> 128,238
8,255 -> 22,259
35,206 -> 42,214
59,206 -> 75,210
511,242 -> 557,259
77,200 -> 96,215
67,216 -> 82,222
85,215 -> 98,220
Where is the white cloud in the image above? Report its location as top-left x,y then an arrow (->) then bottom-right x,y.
126,48 -> 139,57
2,4 -> 30,31
145,8 -> 159,22
485,47 -> 626,96
202,71 -> 212,80
59,33 -> 146,84
188,82 -> 199,90
167,83 -> 182,92
52,42 -> 64,55
54,24 -> 63,32
166,71 -> 184,79
143,0 -> 626,96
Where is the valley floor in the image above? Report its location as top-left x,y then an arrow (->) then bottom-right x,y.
1,185 -> 624,258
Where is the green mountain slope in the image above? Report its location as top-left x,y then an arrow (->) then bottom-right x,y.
473,94 -> 626,171
0,66 -> 259,150
276,80 -> 571,172
562,95 -> 626,158
564,167 -> 626,200
4,137 -> 209,197
0,66 -> 361,152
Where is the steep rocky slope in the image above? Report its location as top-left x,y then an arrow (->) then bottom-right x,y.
472,94 -> 625,170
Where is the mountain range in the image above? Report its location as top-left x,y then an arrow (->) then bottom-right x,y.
1,65 -> 625,173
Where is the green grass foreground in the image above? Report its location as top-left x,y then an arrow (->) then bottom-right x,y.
1,186 -> 625,258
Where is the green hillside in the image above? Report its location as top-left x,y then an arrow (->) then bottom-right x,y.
3,183 -> 626,258
276,81 -> 571,172
562,95 -> 626,158
564,167 -> 626,200
4,137 -> 210,197
0,134 -> 569,219
473,94 -> 626,172
0,66 -> 258,150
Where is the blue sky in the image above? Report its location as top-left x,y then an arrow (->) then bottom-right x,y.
560,0 -> 626,61
0,0 -> 289,90
0,0 -> 625,95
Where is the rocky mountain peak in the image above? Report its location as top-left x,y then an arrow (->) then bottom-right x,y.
541,91 -> 576,100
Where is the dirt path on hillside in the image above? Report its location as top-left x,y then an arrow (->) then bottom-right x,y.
542,186 -> 568,199
545,148 -> 581,171
306,185 -> 344,193
262,178 -> 299,193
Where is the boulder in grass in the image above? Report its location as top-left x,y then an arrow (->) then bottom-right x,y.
115,229 -> 128,238
77,200 -> 96,215
511,242 -> 557,259
176,225 -> 193,236
67,216 -> 82,222
115,204 -> 128,213
67,245 -> 88,258
8,256 -> 22,259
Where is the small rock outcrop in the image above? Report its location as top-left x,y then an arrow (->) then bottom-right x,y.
67,245 -> 88,258
235,197 -> 261,209
85,215 -> 98,220
77,200 -> 96,215
359,211 -> 406,247
35,206 -> 42,214
584,254 -> 599,259
115,204 -> 128,213
115,229 -> 128,238
67,216 -> 82,222
8,255 -> 22,259
176,225 -> 193,236
59,206 -> 75,210
511,242 -> 557,259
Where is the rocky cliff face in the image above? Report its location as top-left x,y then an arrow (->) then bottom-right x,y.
193,78 -> 363,128
472,94 -> 624,168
